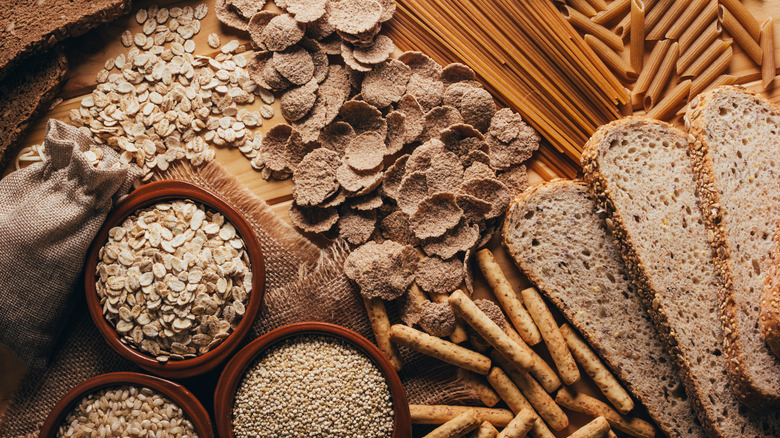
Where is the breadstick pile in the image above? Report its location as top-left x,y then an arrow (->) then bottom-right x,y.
563,0 -> 775,120
354,246 -> 657,437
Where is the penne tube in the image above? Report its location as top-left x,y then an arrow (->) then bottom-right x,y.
719,5 -> 761,65
585,35 -> 637,82
429,290 -> 470,344
363,297 -> 403,371
423,411 -> 481,438
410,405 -> 515,428
646,0 -> 692,40
555,388 -> 655,438
665,0 -> 708,40
497,409 -> 537,438
761,17 -> 775,89
568,0 -> 598,17
634,39 -> 671,95
644,41 -> 679,111
681,39 -> 732,78
720,0 -> 761,41
487,367 -> 556,438
475,249 -> 541,346
504,325 -> 562,393
567,416 -> 611,438
562,6 -> 625,53
460,369 -> 502,407
677,22 -> 722,74
630,0 -> 645,71
585,0 -> 608,12
471,421 -> 500,438
643,0 -> 673,34
678,2 -> 719,52
560,324 -> 634,414
615,0 -> 656,38
389,324 -> 492,374
689,46 -> 732,97
592,0 -> 629,25
646,79 -> 691,120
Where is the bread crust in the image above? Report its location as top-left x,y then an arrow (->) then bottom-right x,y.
581,116 -> 726,438
685,85 -> 780,410
761,222 -> 780,360
501,178 -> 704,438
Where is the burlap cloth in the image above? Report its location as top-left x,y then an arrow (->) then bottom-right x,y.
0,157 -> 476,437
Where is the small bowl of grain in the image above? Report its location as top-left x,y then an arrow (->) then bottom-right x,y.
84,180 -> 265,379
214,321 -> 412,438
39,371 -> 214,438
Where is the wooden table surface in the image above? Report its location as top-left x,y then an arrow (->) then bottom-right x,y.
2,0 -> 780,436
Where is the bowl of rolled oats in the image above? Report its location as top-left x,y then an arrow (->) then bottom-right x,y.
214,321 -> 412,438
85,179 -> 265,379
39,371 -> 213,438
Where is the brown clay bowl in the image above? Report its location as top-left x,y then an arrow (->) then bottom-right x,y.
214,322 -> 412,438
84,180 -> 265,379
38,371 -> 214,438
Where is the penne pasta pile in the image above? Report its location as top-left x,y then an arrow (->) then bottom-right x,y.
564,0 -> 776,120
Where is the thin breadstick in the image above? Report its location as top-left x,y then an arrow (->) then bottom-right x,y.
491,351 -> 570,432
497,409 -> 537,438
681,39 -> 732,78
643,0 -> 673,34
585,0 -> 607,12
471,421 -> 499,438
665,0 -> 708,40
476,249 -> 541,346
423,410 -> 481,438
411,405 -> 515,428
389,324 -> 491,374
720,0 -> 761,41
559,324 -> 634,414
678,2 -> 718,52
555,388 -> 656,438
520,287 -> 580,385
461,369 -> 502,407
568,0 -> 597,17
504,325 -> 562,393
644,41 -> 679,111
630,0 -> 645,71
449,290 -> 534,371
606,430 -> 618,438
646,0 -> 692,40
646,79 -> 691,120
634,39 -> 671,95
677,22 -> 723,74
363,297 -> 403,371
689,46 -> 732,97
429,290 -> 470,344
584,35 -> 637,82
567,416 -> 611,438
592,0 -> 628,25
562,6 -> 624,52
761,17 -> 775,89
487,368 -> 556,438
719,5 -> 761,65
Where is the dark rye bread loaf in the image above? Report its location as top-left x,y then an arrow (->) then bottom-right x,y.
502,179 -> 705,438
582,117 -> 780,437
0,0 -> 130,79
685,86 -> 780,409
0,49 -> 68,171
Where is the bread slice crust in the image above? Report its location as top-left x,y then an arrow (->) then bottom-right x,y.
582,116 -> 780,437
686,85 -> 780,409
761,227 -> 780,360
502,178 -> 705,438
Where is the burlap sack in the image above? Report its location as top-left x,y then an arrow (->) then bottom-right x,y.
0,119 -> 142,370
0,159 -> 477,437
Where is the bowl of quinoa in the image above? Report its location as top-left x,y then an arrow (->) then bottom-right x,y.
214,322 -> 412,437
84,180 -> 265,379
39,371 -> 214,438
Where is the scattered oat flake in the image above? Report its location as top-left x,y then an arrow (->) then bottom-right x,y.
273,46 -> 315,85
398,51 -> 443,78
293,148 -> 341,206
215,0 -> 250,31
339,100 -> 386,137
378,209 -> 419,246
228,0 -> 267,19
421,221 -> 480,259
381,154 -> 408,201
458,177 -> 511,219
441,63 -> 477,85
361,59 -> 411,109
427,150 -> 464,195
463,162 -> 496,182
384,111 -> 406,155
498,165 -> 529,198
338,207 -> 377,245
419,105 -> 463,143
343,240 -> 418,300
341,43 -> 372,72
416,256 -> 465,295
286,0 -> 328,23
348,190 -> 383,211
336,162 -> 383,194
396,171 -> 429,215
319,121 -> 355,156
442,82 -> 479,109
396,94 -> 425,144
410,193 -> 463,239
456,192 -> 492,224
406,138 -> 445,174
440,123 -> 485,159
328,0 -> 383,35
262,14 -> 305,52
281,81 -> 318,121
353,35 -> 395,65
460,87 -> 496,133
289,203 -> 339,233
345,131 -> 386,171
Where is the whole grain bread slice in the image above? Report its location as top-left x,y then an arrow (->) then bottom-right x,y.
0,49 -> 68,171
502,179 -> 705,438
582,117 -> 780,438
761,226 -> 780,361
0,0 -> 130,79
686,85 -> 780,409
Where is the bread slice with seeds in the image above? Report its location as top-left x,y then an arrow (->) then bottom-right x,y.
502,179 -> 705,438
686,86 -> 780,409
582,117 -> 780,437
